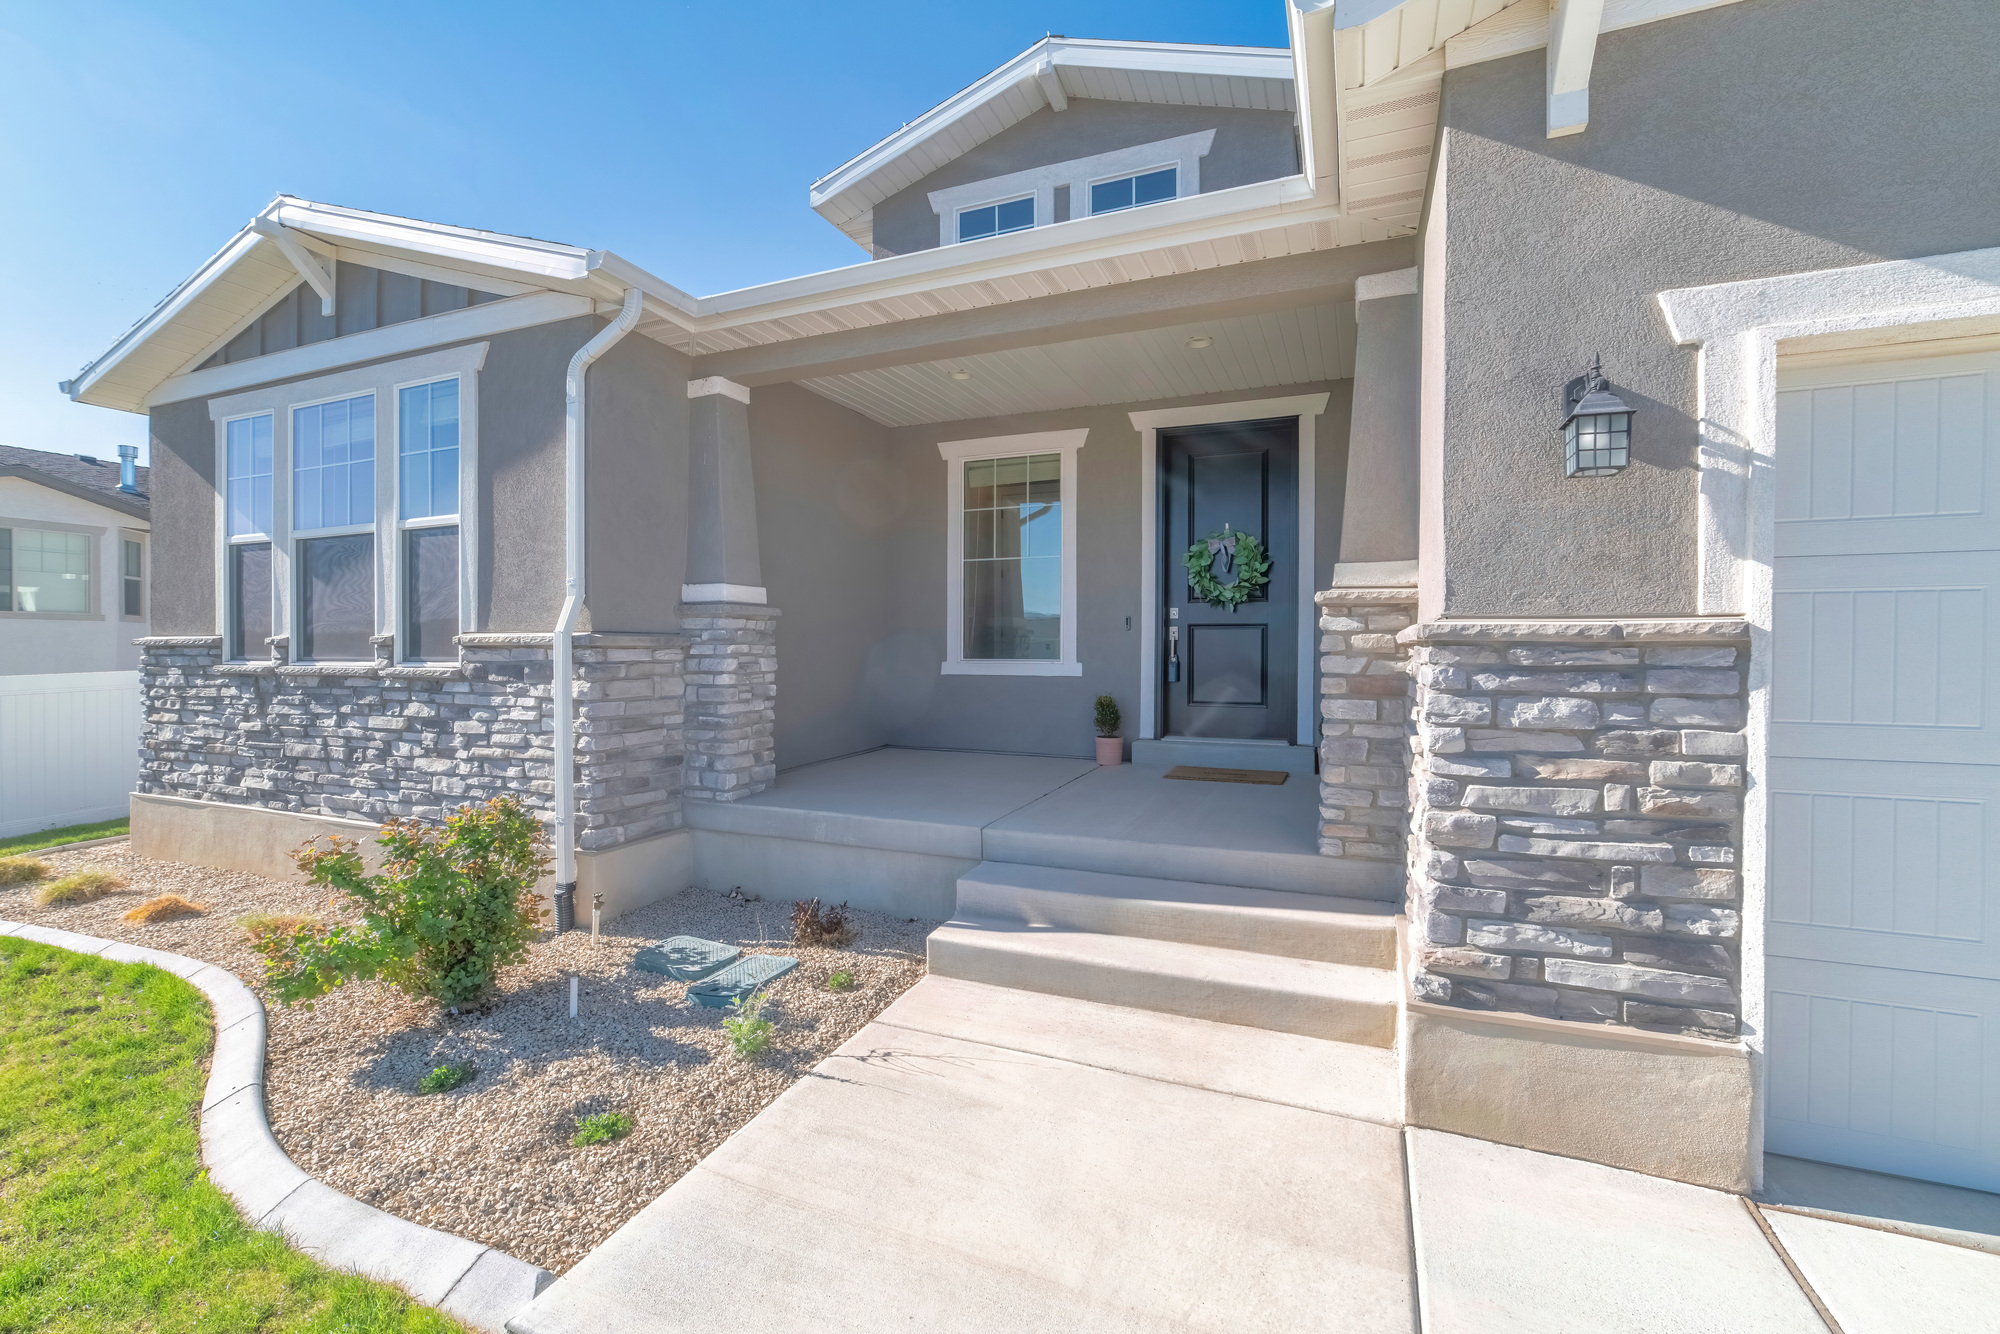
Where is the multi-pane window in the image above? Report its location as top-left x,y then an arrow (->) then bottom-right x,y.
293,394 -> 375,660
293,394 -> 375,531
225,414 -> 273,659
398,379 -> 459,660
961,454 -> 1061,661
1089,166 -> 1177,216
0,528 -> 91,613
122,538 -> 144,618
959,196 -> 1034,242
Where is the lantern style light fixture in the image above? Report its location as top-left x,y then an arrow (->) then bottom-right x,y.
1560,354 -> 1636,477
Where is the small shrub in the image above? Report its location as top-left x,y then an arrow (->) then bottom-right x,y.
258,796 -> 550,1008
1094,693 -> 1121,738
239,912 -> 320,950
791,897 -> 854,948
418,1061 -> 475,1095
825,969 -> 856,993
123,894 -> 207,924
571,1112 -> 633,1146
36,869 -> 124,906
722,989 -> 775,1056
0,855 -> 50,887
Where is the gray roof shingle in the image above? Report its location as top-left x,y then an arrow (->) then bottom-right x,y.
0,445 -> 150,518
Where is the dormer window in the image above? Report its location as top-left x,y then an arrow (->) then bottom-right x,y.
1090,166 -> 1178,216
958,196 -> 1035,242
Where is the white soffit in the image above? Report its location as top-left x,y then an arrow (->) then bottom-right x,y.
798,302 -> 1356,428
1442,0 -> 1751,69
809,37 -> 1297,249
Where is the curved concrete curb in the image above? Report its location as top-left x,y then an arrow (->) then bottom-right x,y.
0,919 -> 553,1333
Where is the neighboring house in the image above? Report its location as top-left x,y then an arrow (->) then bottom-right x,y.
57,0 -> 2000,1215
0,444 -> 150,674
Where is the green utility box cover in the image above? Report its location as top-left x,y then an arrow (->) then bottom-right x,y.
687,954 -> 798,1008
634,936 -> 740,981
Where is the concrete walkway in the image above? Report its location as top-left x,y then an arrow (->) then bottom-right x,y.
510,977 -> 2000,1333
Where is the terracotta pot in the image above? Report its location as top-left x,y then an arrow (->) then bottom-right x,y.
1095,736 -> 1123,766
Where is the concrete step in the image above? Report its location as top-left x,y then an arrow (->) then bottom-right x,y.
876,976 -> 1401,1124
1131,736 -> 1317,775
955,861 -> 1397,969
928,920 -> 1399,1048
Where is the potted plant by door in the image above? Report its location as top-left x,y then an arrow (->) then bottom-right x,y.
1093,695 -> 1123,766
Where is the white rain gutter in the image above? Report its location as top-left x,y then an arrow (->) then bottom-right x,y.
551,284 -> 646,928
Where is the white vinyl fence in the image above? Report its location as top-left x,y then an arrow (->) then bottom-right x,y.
0,671 -> 141,839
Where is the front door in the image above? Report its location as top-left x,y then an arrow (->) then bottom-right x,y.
1767,348 -> 2000,1191
1160,417 -> 1297,740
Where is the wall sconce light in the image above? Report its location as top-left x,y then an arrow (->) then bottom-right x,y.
1560,354 -> 1635,477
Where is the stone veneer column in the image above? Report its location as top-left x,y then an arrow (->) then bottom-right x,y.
1402,618 -> 1750,1040
676,604 -> 778,803
135,631 -> 685,851
1316,588 -> 1417,861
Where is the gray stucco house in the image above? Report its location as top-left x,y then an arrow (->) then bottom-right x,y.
61,0 -> 2000,1205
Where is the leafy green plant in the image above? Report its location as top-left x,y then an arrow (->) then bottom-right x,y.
36,868 -> 124,906
571,1112 -> 633,1147
418,1061 -> 475,1095
0,855 -> 50,887
1094,694 -> 1121,738
258,796 -> 551,1008
722,989 -> 775,1056
825,969 -> 856,993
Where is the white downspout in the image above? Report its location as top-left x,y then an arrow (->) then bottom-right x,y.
552,284 -> 645,929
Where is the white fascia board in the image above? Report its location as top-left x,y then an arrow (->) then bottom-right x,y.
690,173 -> 1323,331
1289,0 -> 1340,198
1328,0 -> 1411,29
808,37 -> 1293,219
65,225 -> 265,405
266,197 -> 595,286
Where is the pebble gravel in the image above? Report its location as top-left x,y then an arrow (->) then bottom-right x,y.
2,840 -> 936,1273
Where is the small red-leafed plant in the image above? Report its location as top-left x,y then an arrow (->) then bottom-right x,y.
260,796 -> 550,1008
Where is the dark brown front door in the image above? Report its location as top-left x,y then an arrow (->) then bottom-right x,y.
1161,417 -> 1298,740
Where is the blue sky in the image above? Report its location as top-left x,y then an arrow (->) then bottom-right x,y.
0,0 -> 1287,465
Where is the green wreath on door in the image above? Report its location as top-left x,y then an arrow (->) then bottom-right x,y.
1182,523 -> 1271,611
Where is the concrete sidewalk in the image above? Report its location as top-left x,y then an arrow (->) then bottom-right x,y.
510,978 -> 2000,1333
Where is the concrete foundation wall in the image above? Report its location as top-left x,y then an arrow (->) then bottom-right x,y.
1430,0 -> 2000,617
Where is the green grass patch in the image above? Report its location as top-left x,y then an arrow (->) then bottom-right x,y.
570,1112 -> 633,1147
0,936 -> 466,1333
825,970 -> 856,993
0,818 -> 128,857
418,1062 -> 475,1095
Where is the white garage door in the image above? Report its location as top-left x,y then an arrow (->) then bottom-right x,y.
1767,348 -> 2000,1191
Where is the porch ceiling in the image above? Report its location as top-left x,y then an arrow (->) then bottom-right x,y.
798,302 -> 1356,428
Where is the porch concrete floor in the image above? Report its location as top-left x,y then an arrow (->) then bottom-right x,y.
683,747 -> 1398,899
507,979 -> 2000,1333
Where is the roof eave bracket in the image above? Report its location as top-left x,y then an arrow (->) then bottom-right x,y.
1546,0 -> 1606,138
251,217 -> 336,317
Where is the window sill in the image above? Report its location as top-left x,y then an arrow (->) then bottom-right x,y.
940,660 -> 1082,677
0,610 -> 105,621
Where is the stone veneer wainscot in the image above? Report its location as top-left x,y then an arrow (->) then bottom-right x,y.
677,604 -> 779,803
1315,588 -> 1416,862
135,631 -> 686,853
1402,619 -> 1750,1040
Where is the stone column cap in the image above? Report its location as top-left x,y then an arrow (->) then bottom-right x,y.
1399,617 -> 1749,645
676,602 -> 782,617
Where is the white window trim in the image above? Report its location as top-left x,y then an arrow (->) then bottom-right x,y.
210,342 -> 486,664
953,192 -> 1038,244
120,529 -> 147,622
1083,161 -> 1181,217
390,371 -> 470,662
928,129 -> 1215,248
1128,393 -> 1329,745
938,429 -> 1087,677
0,516 -> 104,621
1656,240 -> 2000,1195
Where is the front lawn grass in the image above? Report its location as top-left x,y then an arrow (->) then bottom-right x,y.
0,937 -> 464,1333
0,817 -> 129,856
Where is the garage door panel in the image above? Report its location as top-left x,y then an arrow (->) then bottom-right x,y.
1767,956 -> 2000,1191
1772,350 -> 2000,1191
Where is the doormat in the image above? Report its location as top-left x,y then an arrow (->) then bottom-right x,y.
1164,765 -> 1288,785
688,953 -> 799,1008
633,936 -> 740,981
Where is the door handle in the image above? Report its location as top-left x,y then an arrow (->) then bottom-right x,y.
1166,625 -> 1181,682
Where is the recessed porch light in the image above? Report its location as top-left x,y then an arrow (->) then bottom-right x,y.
948,368 -> 972,380
1184,336 -> 1213,349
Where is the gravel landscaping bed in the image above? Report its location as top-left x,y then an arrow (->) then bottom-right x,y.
2,840 -> 936,1273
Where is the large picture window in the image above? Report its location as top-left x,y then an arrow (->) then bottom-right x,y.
0,527 -> 91,613
939,430 -> 1084,677
210,344 -> 483,668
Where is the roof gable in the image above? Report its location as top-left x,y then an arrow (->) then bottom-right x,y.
809,37 -> 1296,251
